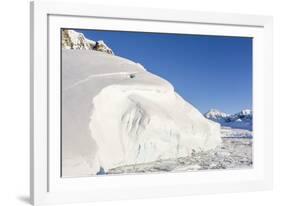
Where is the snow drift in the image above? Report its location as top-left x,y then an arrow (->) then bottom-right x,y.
62,49 -> 221,177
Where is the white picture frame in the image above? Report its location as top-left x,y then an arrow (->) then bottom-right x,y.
30,0 -> 273,205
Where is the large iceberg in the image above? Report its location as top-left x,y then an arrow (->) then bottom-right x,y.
62,49 -> 221,177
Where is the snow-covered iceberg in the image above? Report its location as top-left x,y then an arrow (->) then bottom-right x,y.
62,49 -> 221,177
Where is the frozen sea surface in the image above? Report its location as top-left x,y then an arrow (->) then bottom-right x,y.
108,127 -> 252,174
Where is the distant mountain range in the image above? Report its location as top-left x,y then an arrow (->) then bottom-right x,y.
204,109 -> 252,131
61,29 -> 114,55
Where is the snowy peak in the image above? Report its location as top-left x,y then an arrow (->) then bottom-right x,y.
204,109 -> 229,121
237,109 -> 252,117
62,29 -> 114,55
204,109 -> 252,130
230,109 -> 253,122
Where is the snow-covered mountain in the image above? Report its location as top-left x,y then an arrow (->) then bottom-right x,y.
204,109 -> 252,130
62,49 -> 222,177
62,29 -> 114,54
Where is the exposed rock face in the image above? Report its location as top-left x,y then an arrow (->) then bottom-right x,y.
61,29 -> 114,55
93,40 -> 114,55
62,29 -> 96,50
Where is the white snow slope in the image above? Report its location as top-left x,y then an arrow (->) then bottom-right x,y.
62,49 -> 221,177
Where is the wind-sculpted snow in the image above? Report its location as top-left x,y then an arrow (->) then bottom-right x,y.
62,49 -> 221,177
89,78 -> 221,172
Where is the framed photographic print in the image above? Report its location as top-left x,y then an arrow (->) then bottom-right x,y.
30,0 -> 273,205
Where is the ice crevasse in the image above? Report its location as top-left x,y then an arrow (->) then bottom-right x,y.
62,50 -> 221,176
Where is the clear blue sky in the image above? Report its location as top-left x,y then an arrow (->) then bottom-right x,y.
76,29 -> 252,114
